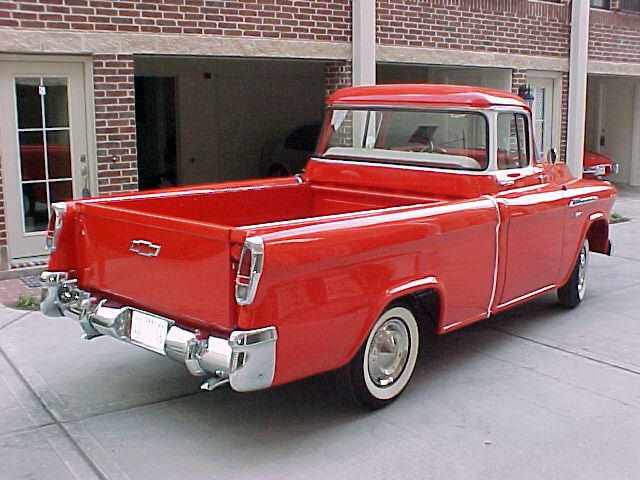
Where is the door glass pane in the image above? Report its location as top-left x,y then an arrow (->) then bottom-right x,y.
50,180 -> 73,204
14,75 -> 72,234
22,182 -> 48,233
497,113 -> 530,169
43,77 -> 69,128
47,130 -> 72,179
19,131 -> 46,180
15,78 -> 42,129
531,86 -> 546,157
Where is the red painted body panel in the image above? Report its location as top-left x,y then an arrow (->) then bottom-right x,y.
328,83 -> 529,110
243,198 -> 499,382
46,84 -> 617,391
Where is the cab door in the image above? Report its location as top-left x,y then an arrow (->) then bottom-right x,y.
492,112 -> 565,307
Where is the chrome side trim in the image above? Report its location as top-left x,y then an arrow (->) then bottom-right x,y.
569,196 -> 598,208
496,284 -> 556,310
484,195 -> 501,318
40,271 -> 277,393
387,276 -> 438,296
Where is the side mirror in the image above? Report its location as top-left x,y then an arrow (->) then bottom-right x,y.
547,148 -> 558,164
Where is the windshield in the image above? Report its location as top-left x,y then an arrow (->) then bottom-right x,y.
319,108 -> 489,171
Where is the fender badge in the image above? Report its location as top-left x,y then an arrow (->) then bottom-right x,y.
129,240 -> 161,257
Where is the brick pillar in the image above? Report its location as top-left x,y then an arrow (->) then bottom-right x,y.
511,69 -> 528,96
93,54 -> 138,195
324,60 -> 352,98
0,161 -> 6,264
559,72 -> 570,163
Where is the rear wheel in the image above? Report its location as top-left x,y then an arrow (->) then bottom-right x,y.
336,303 -> 420,409
558,238 -> 589,308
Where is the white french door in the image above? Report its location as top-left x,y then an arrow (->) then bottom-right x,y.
528,74 -> 561,160
0,60 -> 90,259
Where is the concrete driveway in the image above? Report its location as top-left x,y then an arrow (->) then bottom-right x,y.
1,187 -> 639,480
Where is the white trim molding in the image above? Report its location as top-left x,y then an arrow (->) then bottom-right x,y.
377,45 -> 568,72
352,0 -> 376,86
0,29 -> 351,61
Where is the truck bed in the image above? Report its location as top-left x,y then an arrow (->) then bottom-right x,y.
88,181 -> 443,228
73,179 -> 444,334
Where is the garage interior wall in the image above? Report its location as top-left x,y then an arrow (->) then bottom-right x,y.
134,56 -> 326,187
586,76 -> 637,184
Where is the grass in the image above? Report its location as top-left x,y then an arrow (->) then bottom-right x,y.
610,212 -> 631,224
14,295 -> 40,310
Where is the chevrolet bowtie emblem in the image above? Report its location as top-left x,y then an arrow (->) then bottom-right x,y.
129,239 -> 161,257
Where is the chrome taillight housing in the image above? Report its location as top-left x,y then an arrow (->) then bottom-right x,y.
235,236 -> 264,306
45,202 -> 67,253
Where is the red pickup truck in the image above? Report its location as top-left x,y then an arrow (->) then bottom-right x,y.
41,84 -> 616,409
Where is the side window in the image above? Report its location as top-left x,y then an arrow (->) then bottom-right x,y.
496,112 -> 530,170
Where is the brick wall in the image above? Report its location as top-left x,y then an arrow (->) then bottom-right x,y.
589,8 -> 640,63
324,60 -> 352,98
0,0 -> 353,197
511,69 -> 528,96
0,0 -> 352,41
377,0 -> 570,57
93,54 -> 138,195
560,72 -> 569,163
0,0 -> 638,214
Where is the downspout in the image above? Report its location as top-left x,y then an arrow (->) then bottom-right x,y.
565,0 -> 590,177
352,0 -> 376,87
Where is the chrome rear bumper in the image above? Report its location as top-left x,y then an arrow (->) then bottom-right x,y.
583,162 -> 619,177
40,271 -> 277,392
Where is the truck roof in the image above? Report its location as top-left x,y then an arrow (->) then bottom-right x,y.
327,83 -> 529,110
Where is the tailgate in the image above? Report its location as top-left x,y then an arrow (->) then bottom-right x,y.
76,203 -> 237,333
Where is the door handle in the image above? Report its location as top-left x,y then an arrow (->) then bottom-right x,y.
80,154 -> 91,197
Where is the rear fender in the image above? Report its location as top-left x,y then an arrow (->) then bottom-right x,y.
586,216 -> 612,255
46,201 -> 79,272
366,275 -> 445,339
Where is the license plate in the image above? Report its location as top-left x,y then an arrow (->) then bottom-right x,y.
130,310 -> 169,355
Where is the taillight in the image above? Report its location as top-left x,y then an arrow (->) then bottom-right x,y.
235,236 -> 264,306
45,202 -> 67,253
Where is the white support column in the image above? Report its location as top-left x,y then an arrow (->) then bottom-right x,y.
352,0 -> 376,87
631,80 -> 640,186
566,0 -> 590,177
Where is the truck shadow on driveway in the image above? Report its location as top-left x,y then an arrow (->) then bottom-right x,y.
5,291 -> 625,479
158,292 -> 569,422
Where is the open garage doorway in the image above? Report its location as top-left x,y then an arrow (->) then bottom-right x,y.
135,76 -> 177,189
134,56 -> 327,189
377,64 -> 510,91
586,75 -> 640,186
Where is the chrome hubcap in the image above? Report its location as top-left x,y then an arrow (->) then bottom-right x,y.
368,318 -> 410,387
577,244 -> 587,299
